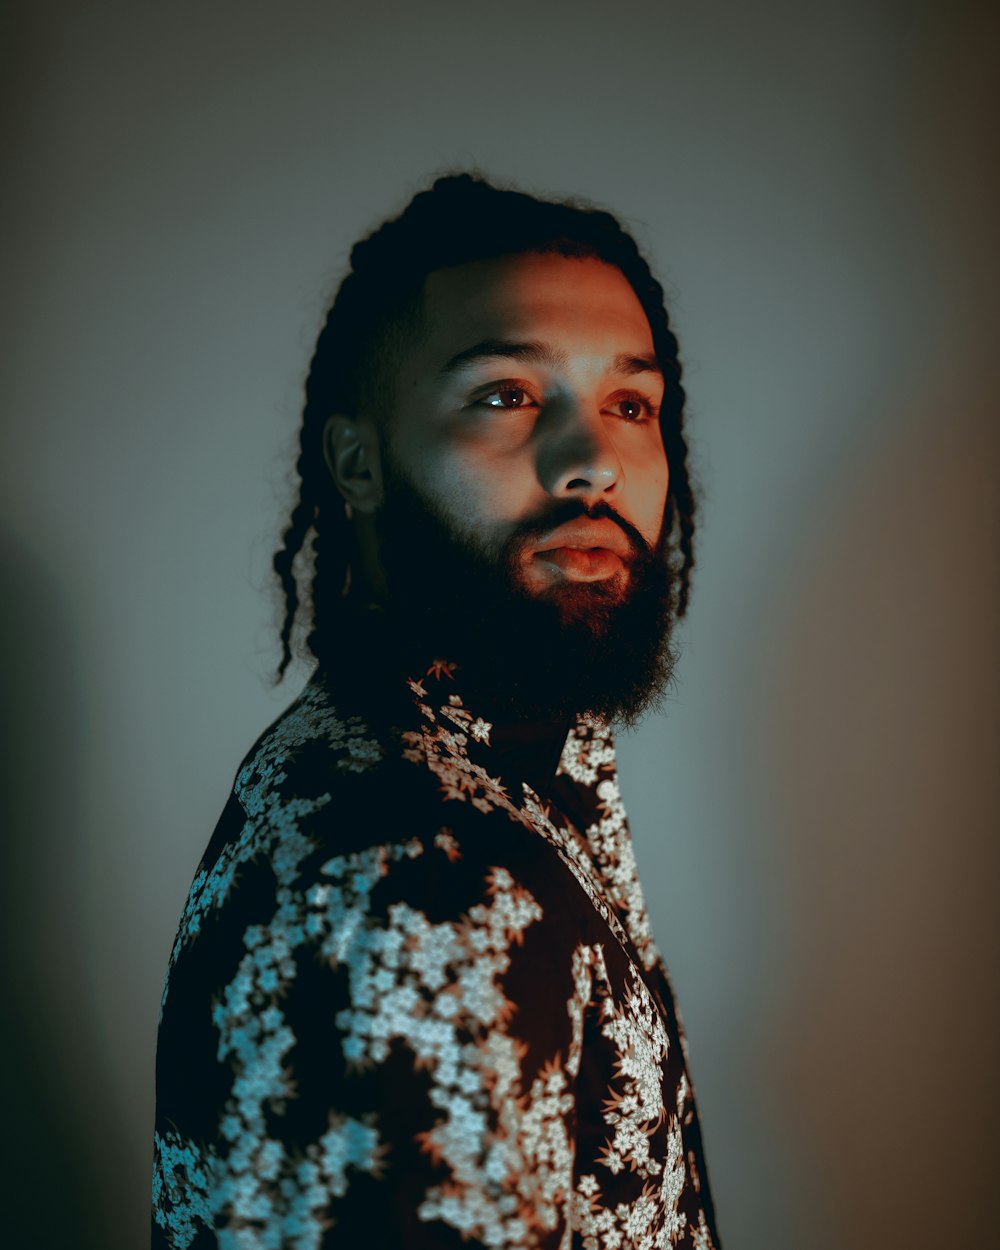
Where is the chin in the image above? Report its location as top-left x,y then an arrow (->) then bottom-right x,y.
526,574 -> 629,627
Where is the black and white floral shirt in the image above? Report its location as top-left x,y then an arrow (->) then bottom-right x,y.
153,624 -> 721,1249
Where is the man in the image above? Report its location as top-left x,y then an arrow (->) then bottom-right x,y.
153,173 -> 721,1249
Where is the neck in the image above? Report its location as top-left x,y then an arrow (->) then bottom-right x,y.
315,596 -> 576,800
319,596 -> 575,728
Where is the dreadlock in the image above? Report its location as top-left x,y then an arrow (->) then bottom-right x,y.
273,173 -> 696,680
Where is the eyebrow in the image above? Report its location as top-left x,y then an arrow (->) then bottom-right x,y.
437,338 -> 664,381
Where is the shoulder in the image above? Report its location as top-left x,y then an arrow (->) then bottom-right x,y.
235,674 -> 387,816
164,675 -> 401,978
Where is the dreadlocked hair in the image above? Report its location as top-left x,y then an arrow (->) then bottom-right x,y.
273,172 -> 697,680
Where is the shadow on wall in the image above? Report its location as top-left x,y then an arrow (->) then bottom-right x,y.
0,528 -> 121,1249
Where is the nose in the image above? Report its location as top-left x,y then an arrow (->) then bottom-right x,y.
537,405 -> 623,503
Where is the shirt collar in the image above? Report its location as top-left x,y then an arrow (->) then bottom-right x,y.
315,599 -> 575,800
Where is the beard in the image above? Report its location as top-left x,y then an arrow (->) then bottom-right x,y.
370,454 -> 678,728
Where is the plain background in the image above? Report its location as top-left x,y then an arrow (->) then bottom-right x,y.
2,2 -> 997,1247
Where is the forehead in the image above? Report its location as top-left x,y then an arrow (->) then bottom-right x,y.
411,253 -> 655,367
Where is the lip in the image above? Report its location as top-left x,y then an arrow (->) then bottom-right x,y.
532,520 -> 632,559
530,521 -> 632,582
533,547 -> 624,581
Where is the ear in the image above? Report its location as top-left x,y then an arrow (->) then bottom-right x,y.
322,414 -> 384,514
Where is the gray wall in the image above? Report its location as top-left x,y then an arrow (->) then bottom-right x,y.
3,2 -> 997,1246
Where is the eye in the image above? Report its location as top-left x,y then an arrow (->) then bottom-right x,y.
479,383 -> 539,411
608,393 -> 659,423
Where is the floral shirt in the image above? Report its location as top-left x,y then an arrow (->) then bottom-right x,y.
153,631 -> 721,1249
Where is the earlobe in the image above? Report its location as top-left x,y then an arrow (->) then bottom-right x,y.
322,415 -> 384,514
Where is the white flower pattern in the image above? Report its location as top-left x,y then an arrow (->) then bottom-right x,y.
153,666 -> 720,1248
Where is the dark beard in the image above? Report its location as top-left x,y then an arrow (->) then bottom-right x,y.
370,457 -> 677,728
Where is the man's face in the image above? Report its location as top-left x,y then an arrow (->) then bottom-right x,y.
387,253 -> 668,596
364,252 -> 676,724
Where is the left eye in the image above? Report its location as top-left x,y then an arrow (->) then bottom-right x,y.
611,395 -> 655,422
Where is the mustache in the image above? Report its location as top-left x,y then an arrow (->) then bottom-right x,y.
505,499 -> 651,562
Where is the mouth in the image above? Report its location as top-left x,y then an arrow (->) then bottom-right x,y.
529,519 -> 632,583
531,546 -> 624,582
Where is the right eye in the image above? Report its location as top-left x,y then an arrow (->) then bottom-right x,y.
480,384 -> 538,411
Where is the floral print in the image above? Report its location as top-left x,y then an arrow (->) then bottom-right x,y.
153,653 -> 720,1248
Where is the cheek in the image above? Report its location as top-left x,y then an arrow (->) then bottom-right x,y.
622,448 -> 669,543
416,444 -> 538,531
402,452 -> 515,545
